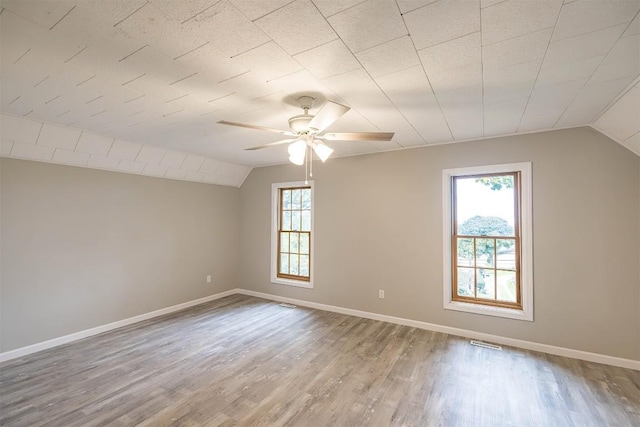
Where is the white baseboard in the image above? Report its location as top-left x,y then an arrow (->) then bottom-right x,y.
3,287 -> 638,371
0,289 -> 237,363
236,289 -> 640,371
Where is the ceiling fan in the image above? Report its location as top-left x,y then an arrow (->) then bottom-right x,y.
217,96 -> 394,166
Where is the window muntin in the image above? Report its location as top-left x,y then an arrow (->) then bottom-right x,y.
452,173 -> 521,309
278,186 -> 311,281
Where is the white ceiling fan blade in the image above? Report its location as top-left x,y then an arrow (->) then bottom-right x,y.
245,139 -> 298,151
308,101 -> 350,133
322,132 -> 395,141
218,120 -> 295,136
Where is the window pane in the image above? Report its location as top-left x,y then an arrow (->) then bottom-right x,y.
291,189 -> 301,209
457,267 -> 474,297
477,269 -> 495,299
280,232 -> 289,252
290,232 -> 299,253
282,190 -> 291,209
455,175 -> 515,237
282,211 -> 291,231
301,211 -> 311,231
456,238 -> 474,267
497,270 -> 517,302
299,233 -> 309,254
496,239 -> 516,270
302,189 -> 311,209
280,253 -> 289,274
300,255 -> 309,276
291,211 -> 301,231
475,238 -> 495,268
290,255 -> 299,275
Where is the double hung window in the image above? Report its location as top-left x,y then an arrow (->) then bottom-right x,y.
443,163 -> 533,321
271,181 -> 314,288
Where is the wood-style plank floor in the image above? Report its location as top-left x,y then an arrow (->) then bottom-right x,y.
1,294 -> 638,426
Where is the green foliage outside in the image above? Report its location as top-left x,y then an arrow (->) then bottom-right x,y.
475,176 -> 513,191
458,216 -> 514,295
458,215 -> 514,265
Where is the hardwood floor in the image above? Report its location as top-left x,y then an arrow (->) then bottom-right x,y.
1,294 -> 638,426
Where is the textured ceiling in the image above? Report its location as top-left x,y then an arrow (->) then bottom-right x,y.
1,0 -> 639,172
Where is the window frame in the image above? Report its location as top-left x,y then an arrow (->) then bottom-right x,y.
271,180 -> 314,289
442,163 -> 533,321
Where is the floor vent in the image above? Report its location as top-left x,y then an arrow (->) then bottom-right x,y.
279,303 -> 297,309
470,340 -> 502,351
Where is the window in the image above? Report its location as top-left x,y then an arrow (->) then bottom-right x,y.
271,181 -> 313,288
443,163 -> 533,321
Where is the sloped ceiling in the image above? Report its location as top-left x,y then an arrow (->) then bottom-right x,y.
1,0 -> 639,184
593,78 -> 640,155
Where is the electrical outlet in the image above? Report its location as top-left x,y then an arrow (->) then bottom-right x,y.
378,290 -> 384,299
206,275 -> 212,284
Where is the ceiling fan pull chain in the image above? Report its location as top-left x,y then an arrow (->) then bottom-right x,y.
309,144 -> 313,178
304,147 -> 309,185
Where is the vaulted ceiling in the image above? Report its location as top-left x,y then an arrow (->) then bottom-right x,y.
1,0 -> 639,182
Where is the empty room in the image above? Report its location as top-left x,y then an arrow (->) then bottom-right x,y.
1,0 -> 639,426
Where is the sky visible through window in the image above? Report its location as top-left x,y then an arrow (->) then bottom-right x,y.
456,178 -> 514,227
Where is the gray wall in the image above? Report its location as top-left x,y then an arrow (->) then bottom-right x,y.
1,158 -> 240,352
239,127 -> 640,360
2,127 -> 639,360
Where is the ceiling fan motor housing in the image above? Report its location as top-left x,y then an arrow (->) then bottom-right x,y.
289,95 -> 317,134
289,114 -> 316,134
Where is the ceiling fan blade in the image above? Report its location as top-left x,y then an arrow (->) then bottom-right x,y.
245,138 -> 299,151
308,101 -> 350,132
321,132 -> 395,141
217,120 -> 294,136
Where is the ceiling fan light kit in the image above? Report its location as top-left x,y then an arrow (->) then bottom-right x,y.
312,142 -> 334,162
217,95 -> 394,179
288,140 -> 307,165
